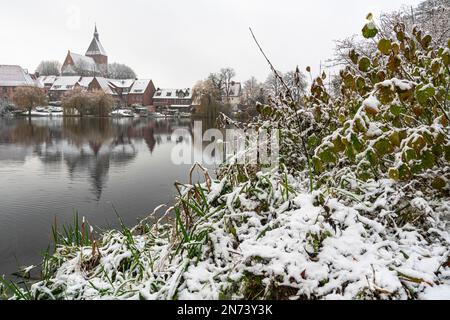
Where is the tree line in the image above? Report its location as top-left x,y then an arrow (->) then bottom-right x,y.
193,67 -> 308,120
36,61 -> 137,79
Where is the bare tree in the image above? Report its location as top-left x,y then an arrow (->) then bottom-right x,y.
283,69 -> 308,102
220,67 -> 236,103
242,76 -> 265,107
264,71 -> 284,98
36,60 -> 61,76
13,86 -> 48,116
107,63 -> 137,79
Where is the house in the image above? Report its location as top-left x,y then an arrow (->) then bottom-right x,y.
88,77 -> 115,95
47,75 -> 155,107
38,75 -> 58,93
74,76 -> 116,95
48,76 -> 80,101
223,81 -> 242,108
153,88 -> 193,112
0,65 -> 41,102
128,79 -> 156,107
61,25 -> 108,77
108,79 -> 135,107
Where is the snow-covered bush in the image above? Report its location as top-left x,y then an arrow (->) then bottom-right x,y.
249,16 -> 450,228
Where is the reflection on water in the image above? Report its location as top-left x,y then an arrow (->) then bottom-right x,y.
0,117 -> 216,278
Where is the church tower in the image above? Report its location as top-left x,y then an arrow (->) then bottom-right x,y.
85,25 -> 108,76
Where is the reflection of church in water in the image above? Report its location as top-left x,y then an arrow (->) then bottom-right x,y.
0,118 -> 196,199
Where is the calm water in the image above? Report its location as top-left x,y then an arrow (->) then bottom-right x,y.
0,117 -> 217,278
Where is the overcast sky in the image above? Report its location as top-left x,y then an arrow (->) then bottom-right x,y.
0,0 -> 422,88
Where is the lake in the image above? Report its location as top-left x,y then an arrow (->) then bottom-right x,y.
0,117 -> 218,279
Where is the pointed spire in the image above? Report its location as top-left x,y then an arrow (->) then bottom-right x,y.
94,24 -> 99,40
86,23 -> 107,57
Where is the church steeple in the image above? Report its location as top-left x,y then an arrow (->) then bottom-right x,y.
86,24 -> 107,56
85,24 -> 108,76
94,24 -> 99,40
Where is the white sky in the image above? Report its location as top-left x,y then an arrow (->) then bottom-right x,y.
0,0 -> 423,88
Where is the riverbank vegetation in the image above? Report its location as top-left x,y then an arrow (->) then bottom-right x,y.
62,89 -> 115,117
1,5 -> 449,300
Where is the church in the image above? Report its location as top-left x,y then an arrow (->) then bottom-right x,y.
61,25 -> 108,77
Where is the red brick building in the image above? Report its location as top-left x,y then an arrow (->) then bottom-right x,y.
127,79 -> 156,107
0,65 -> 42,102
153,88 -> 193,112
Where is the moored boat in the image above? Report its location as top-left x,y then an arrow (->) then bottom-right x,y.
110,109 -> 135,117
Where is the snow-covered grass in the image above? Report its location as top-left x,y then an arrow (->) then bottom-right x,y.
4,165 -> 448,300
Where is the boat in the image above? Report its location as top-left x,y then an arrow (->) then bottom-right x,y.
22,107 -> 51,117
49,106 -> 63,113
110,109 -> 135,117
148,112 -> 166,118
134,107 -> 149,117
178,112 -> 192,118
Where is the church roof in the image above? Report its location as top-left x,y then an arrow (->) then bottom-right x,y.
63,52 -> 97,74
86,26 -> 107,56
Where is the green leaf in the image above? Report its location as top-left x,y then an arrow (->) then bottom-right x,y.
307,134 -> 321,149
312,156 -> 323,173
374,139 -> 391,156
358,57 -> 371,72
362,23 -> 378,39
390,104 -> 402,116
378,39 -> 392,55
398,164 -> 411,180
349,49 -> 359,65
421,151 -> 434,169
431,177 -> 446,190
388,168 -> 399,180
351,134 -> 364,152
421,35 -> 432,49
319,149 -> 337,164
415,85 -> 435,106
366,149 -> 378,166
442,52 -> 450,67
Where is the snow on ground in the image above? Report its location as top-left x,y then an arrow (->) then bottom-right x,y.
24,170 -> 449,300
